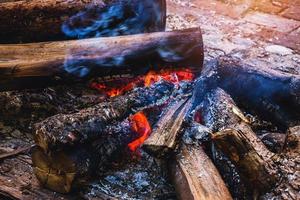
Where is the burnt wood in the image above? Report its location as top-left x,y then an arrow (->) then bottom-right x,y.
0,0 -> 166,43
216,57 -> 300,127
32,119 -> 135,194
34,81 -> 175,152
0,28 -> 203,91
143,97 -> 192,157
170,137 -> 232,200
196,87 -> 279,193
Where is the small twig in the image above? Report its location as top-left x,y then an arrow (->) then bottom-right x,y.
0,144 -> 35,160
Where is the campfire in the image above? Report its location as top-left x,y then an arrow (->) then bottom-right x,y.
0,0 -> 299,200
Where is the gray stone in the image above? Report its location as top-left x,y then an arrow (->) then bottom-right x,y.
265,45 -> 293,55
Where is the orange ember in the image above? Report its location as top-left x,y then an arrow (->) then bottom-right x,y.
128,111 -> 151,152
90,68 -> 195,97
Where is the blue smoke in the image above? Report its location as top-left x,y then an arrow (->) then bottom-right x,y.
62,0 -> 163,39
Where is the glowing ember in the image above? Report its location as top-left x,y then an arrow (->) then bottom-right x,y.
90,68 -> 195,97
128,111 -> 151,152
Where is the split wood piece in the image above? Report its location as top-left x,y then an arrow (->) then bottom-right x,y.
0,0 -> 166,43
170,141 -> 232,200
143,97 -> 192,157
33,119 -> 135,193
216,57 -> 300,127
196,88 -> 279,193
34,80 -> 175,152
0,28 -> 203,91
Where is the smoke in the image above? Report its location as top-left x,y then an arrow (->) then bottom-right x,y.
62,0 -> 163,39
62,0 -> 200,78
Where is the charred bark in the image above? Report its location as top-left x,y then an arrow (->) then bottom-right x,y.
170,139 -> 232,200
195,87 -> 279,193
143,97 -> 192,157
0,28 -> 203,91
34,81 -> 175,152
32,119 -> 135,193
216,57 -> 300,127
0,0 -> 166,43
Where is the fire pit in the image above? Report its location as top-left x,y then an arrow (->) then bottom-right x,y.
0,0 -> 299,200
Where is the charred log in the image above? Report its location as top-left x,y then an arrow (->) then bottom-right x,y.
170,135 -> 232,200
143,97 -> 192,157
32,119 -> 135,193
216,57 -> 300,127
0,0 -> 166,43
196,87 -> 279,193
34,81 -> 174,152
0,28 -> 203,91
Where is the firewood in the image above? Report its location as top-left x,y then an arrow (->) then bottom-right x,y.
0,0 -> 166,43
170,132 -> 232,200
0,28 -> 203,91
216,57 -> 300,127
196,87 -> 279,193
32,119 -> 135,194
143,97 -> 192,157
34,80 -> 175,152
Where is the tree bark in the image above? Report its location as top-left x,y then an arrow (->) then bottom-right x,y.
0,28 -> 203,91
195,87 -> 279,193
216,57 -> 300,127
34,81 -> 175,152
0,0 -> 166,43
170,141 -> 232,200
32,119 -> 135,194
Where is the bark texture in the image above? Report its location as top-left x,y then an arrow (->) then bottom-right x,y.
0,28 -> 203,91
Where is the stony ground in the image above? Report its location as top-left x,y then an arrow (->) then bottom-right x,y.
0,0 -> 299,199
167,0 -> 300,74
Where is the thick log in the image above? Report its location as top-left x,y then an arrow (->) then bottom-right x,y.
216,57 -> 300,127
170,139 -> 232,200
0,0 -> 166,43
32,119 -> 135,193
34,81 -> 175,152
195,87 -> 279,193
143,97 -> 192,157
0,28 -> 203,91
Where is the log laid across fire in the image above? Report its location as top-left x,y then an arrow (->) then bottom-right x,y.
0,0 -> 299,199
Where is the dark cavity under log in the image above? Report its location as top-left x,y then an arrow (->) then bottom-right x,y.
0,28 -> 203,91
143,97 -> 192,157
34,81 -> 174,152
0,0 -> 166,43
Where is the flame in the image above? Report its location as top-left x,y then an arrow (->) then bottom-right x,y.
90,68 -> 195,97
128,112 -> 151,152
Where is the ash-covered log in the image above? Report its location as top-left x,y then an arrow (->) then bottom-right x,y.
34,81 -> 175,152
195,87 -> 279,194
170,125 -> 232,200
32,119 -> 135,193
216,57 -> 300,127
0,28 -> 203,91
0,0 -> 166,43
143,97 -> 192,157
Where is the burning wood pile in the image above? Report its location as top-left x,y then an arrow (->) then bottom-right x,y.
0,0 -> 299,199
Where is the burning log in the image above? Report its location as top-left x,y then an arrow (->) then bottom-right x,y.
0,0 -> 166,43
34,81 -> 175,152
215,57 -> 300,127
32,119 -> 136,193
170,128 -> 232,200
195,87 -> 279,193
143,97 -> 192,157
0,28 -> 203,91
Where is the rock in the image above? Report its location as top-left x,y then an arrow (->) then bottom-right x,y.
265,45 -> 293,55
